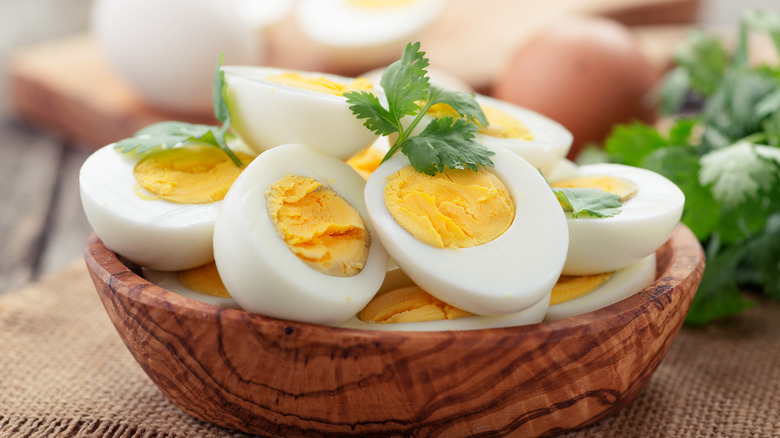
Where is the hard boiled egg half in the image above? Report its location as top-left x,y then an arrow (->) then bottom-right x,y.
142,262 -> 241,309
364,144 -> 569,316
550,163 -> 684,275
79,143 -> 254,271
222,66 -> 379,159
213,143 -> 388,325
544,253 -> 656,321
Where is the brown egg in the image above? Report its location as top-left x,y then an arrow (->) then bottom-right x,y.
492,16 -> 658,159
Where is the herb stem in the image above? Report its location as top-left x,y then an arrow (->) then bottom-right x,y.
381,98 -> 436,164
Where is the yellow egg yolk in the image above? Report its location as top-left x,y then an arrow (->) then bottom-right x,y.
178,262 -> 231,298
426,103 -> 534,140
551,175 -> 638,202
347,0 -> 417,9
134,145 -> 254,204
266,174 -> 370,277
357,285 -> 472,323
549,272 -> 613,305
384,166 -> 515,249
265,72 -> 373,97
346,144 -> 386,180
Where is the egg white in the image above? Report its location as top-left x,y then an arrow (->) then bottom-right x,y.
295,0 -> 445,71
552,163 -> 684,275
222,65 -> 379,159
472,94 -> 573,178
338,291 -> 550,331
79,144 -> 227,271
213,143 -> 389,325
142,267 -> 242,309
544,253 -> 656,322
364,145 -> 569,316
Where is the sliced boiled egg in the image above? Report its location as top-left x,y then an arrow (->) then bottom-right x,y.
142,262 -> 241,309
222,65 -> 379,159
295,0 -> 445,72
544,253 -> 656,321
338,286 -> 550,331
213,143 -> 388,325
79,143 -> 254,271
550,163 -> 684,275
364,145 -> 568,316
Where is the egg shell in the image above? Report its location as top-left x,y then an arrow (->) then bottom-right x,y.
213,143 -> 389,326
295,0 -> 445,73
337,291 -> 550,332
223,66 -> 379,159
90,0 -> 263,115
79,144 -> 219,271
142,267 -> 241,309
544,253 -> 656,322
492,16 -> 657,159
364,145 -> 569,316
555,163 -> 684,275
473,94 -> 573,177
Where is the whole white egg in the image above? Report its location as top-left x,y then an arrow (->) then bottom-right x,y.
544,253 -> 656,322
295,0 -> 445,72
337,290 -> 550,331
90,0 -> 264,114
364,145 -> 569,316
552,163 -> 684,276
213,143 -> 389,325
79,144 -> 242,271
222,65 -> 379,159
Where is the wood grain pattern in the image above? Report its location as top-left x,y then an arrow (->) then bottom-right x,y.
83,224 -> 704,437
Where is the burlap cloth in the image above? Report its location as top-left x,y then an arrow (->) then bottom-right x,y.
1,262 -> 778,438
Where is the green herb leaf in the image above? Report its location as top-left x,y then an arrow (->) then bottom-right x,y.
604,122 -> 667,167
552,187 -> 622,218
379,41 -> 430,119
346,41 -> 494,174
699,141 -> 780,208
400,116 -> 491,175
345,90 -> 399,136
674,29 -> 728,97
113,54 -> 243,167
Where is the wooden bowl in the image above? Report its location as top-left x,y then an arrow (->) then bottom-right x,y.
84,223 -> 704,437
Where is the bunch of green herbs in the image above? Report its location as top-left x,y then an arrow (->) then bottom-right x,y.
599,9 -> 780,325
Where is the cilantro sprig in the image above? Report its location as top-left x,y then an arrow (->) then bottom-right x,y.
113,53 -> 244,167
602,9 -> 780,325
344,42 -> 494,175
552,187 -> 623,218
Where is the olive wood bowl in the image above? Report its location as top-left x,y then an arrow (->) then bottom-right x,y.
84,223 -> 704,437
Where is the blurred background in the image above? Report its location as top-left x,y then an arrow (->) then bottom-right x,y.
0,0 -> 778,293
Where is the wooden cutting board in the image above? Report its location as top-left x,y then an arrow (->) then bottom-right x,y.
8,0 -> 701,150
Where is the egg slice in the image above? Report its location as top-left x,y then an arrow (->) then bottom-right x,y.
222,65 -> 379,159
79,143 -> 254,271
338,288 -> 550,331
364,145 -> 568,316
544,253 -> 656,321
142,263 -> 241,309
295,0 -> 445,72
213,143 -> 388,325
550,163 -> 684,275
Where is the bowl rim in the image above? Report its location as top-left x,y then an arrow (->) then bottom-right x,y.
84,223 -> 703,342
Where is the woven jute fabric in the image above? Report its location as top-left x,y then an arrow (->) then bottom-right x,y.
0,262 -> 778,438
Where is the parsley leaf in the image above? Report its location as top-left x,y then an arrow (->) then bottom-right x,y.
345,42 -> 493,176
552,187 -> 622,218
699,141 -> 780,208
113,53 -> 243,167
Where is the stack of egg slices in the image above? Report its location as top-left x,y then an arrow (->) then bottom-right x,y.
79,65 -> 684,331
